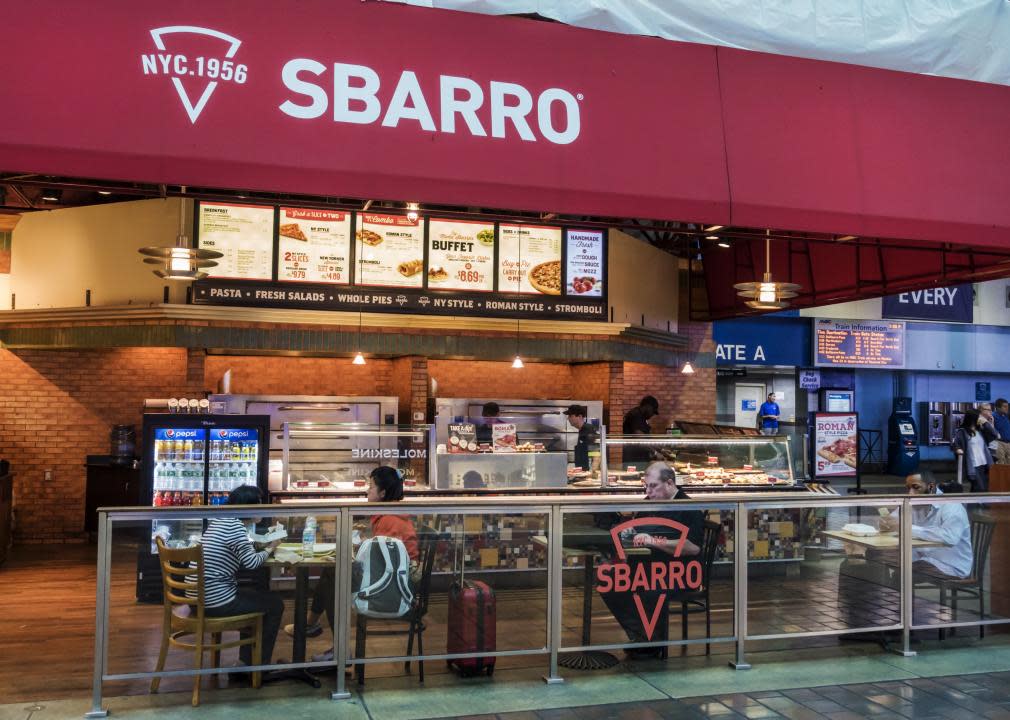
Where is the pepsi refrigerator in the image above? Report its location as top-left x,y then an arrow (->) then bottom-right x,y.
136,413 -> 271,601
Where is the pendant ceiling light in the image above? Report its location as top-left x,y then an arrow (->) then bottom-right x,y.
733,230 -> 801,310
139,191 -> 222,281
681,361 -> 695,374
352,291 -> 366,365
512,318 -> 524,369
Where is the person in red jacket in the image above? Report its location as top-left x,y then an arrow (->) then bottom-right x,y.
286,466 -> 419,663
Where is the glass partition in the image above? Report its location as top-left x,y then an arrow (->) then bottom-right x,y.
746,499 -> 903,640
910,494 -> 1010,634
559,500 -> 736,662
281,423 -> 435,493
602,435 -> 795,492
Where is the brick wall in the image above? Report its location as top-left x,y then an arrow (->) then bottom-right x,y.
203,355 -> 392,396
428,360 -> 576,399
0,347 -> 201,542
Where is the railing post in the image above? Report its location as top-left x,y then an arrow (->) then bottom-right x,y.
543,504 -> 564,684
332,508 -> 353,699
898,497 -> 917,657
730,501 -> 751,670
85,511 -> 111,718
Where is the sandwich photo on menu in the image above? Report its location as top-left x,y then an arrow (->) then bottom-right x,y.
397,259 -> 423,277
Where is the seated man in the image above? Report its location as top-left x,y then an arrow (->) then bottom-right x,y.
837,472 -> 972,628
599,462 -> 704,657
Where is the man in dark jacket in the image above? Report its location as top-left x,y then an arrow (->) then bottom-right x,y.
621,396 -> 659,465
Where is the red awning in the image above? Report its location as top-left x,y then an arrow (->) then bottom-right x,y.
2,1 -> 1010,314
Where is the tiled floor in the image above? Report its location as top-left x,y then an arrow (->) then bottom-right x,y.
445,671 -> 1010,719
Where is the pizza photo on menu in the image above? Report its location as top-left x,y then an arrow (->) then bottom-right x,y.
279,223 -> 307,242
357,229 -> 383,246
530,260 -> 562,295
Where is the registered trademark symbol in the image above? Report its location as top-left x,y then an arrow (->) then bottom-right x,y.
577,93 -> 584,101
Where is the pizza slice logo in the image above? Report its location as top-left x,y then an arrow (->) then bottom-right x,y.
141,26 -> 249,123
595,517 -> 703,641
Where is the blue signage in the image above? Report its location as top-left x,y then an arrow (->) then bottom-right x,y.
211,428 -> 258,441
154,428 -> 204,440
882,284 -> 973,324
976,382 -> 992,402
713,317 -> 810,366
741,399 -> 757,411
814,319 -> 905,368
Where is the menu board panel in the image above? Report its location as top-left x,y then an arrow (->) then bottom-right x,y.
565,229 -> 605,297
814,319 -> 905,368
354,213 -> 425,288
197,202 -> 274,280
277,207 -> 351,284
427,218 -> 495,292
497,224 -> 562,295
813,412 -> 858,478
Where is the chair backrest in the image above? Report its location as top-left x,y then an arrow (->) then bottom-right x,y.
412,524 -> 442,617
696,520 -> 721,591
155,536 -> 204,618
968,512 -> 996,583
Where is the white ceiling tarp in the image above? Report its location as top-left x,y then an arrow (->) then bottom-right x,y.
389,0 -> 1010,86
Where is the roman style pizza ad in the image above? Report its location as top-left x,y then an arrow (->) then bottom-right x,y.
427,218 -> 495,292
197,202 -> 274,280
497,224 -> 562,295
813,412 -> 858,478
565,228 -> 605,297
277,207 -> 351,284
355,213 -> 425,288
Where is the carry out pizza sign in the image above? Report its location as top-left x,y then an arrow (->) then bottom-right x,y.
813,412 -> 858,478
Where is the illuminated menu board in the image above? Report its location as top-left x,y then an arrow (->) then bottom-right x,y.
277,207 -> 351,284
814,319 -> 905,368
197,202 -> 274,280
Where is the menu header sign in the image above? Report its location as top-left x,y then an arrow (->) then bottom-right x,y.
814,319 -> 905,368
565,229 -> 605,297
498,224 -> 562,296
428,218 -> 494,292
355,213 -> 425,288
197,202 -> 274,280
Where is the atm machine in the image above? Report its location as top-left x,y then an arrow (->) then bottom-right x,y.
887,397 -> 920,476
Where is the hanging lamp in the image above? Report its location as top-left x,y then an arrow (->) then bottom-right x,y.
681,361 -> 695,374
139,190 -> 222,280
512,317 -> 524,368
733,230 -> 801,310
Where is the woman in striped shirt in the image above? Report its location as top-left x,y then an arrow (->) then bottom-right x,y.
201,484 -> 284,667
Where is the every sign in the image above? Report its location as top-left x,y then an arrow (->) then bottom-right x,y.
882,283 -> 973,323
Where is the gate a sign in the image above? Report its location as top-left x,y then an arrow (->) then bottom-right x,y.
595,517 -> 703,641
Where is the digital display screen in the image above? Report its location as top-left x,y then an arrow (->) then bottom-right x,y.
814,319 -> 905,368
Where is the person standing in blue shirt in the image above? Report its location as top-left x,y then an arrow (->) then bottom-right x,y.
991,398 -> 1010,464
758,393 -> 780,435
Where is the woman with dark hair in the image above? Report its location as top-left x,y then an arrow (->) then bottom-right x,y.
951,408 -> 997,492
200,484 -> 284,667
285,466 -> 419,663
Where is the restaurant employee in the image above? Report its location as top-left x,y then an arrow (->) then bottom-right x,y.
564,404 -> 596,471
758,393 -> 780,435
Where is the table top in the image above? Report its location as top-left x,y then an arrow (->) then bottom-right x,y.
532,533 -> 650,557
821,530 -> 947,549
264,543 -> 337,566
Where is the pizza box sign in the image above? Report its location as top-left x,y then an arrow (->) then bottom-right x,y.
492,423 -> 518,452
448,423 -> 477,454
814,412 -> 858,478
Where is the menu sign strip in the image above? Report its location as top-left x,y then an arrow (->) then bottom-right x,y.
565,228 -> 605,297
277,207 -> 351,284
813,412 -> 858,478
197,202 -> 274,280
498,224 -> 563,296
814,319 -> 905,368
193,279 -> 607,321
427,218 -> 495,292
355,213 -> 424,288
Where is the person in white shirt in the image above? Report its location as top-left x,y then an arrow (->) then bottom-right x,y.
878,473 -> 972,579
951,408 -> 997,492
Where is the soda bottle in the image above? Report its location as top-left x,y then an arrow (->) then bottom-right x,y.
153,490 -> 162,507
240,442 -> 250,461
302,517 -> 317,560
191,492 -> 202,506
183,439 -> 193,461
193,439 -> 204,462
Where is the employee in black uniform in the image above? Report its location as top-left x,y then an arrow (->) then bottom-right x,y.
475,401 -> 500,445
621,396 -> 659,466
564,404 -> 596,471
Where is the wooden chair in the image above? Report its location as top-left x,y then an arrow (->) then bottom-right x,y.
664,520 -> 722,657
151,537 -> 265,706
354,525 -> 441,686
914,512 -> 995,640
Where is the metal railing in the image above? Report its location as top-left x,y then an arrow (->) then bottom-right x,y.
87,493 -> 1010,717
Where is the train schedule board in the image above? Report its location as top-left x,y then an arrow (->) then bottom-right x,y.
813,319 -> 905,368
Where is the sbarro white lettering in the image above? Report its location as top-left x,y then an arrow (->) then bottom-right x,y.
279,61 -> 581,145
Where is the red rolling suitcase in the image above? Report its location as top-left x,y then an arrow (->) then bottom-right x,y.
446,579 -> 496,676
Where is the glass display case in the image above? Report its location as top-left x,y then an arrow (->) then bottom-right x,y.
280,423 -> 435,493
599,434 -> 796,492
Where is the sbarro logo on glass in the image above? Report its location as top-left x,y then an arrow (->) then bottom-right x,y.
595,517 -> 702,641
141,26 -> 249,123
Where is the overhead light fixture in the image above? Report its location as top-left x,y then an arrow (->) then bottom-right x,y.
836,235 -> 858,242
733,230 -> 801,310
406,202 -> 420,222
138,192 -> 222,281
362,199 -> 373,212
705,235 -> 720,241
681,361 -> 695,374
41,188 -> 62,203
717,241 -> 731,248
512,355 -> 525,369
352,299 -> 367,365
97,190 -> 112,196
704,225 -> 724,232
352,351 -> 366,365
